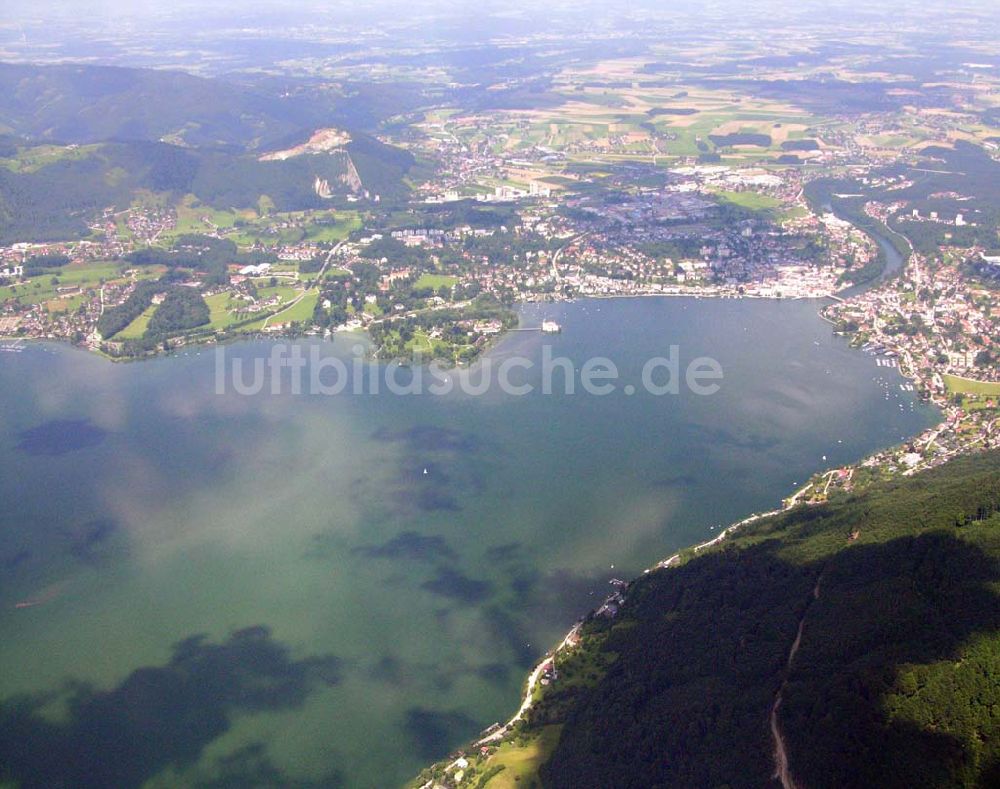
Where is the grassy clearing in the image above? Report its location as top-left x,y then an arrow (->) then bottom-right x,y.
254,283 -> 299,303
271,290 -> 319,324
236,288 -> 316,331
407,331 -> 431,354
780,206 -> 810,221
114,304 -> 156,339
0,262 -> 127,306
204,292 -> 249,330
170,206 -> 363,248
305,211 -> 362,242
45,295 -> 85,313
714,190 -> 782,211
943,374 -> 1000,396
0,143 -> 101,173
414,273 -> 459,290
160,195 -> 247,241
61,263 -> 127,284
480,726 -> 562,788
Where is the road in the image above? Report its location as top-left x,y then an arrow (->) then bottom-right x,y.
475,624 -> 581,746
262,240 -> 344,329
550,233 -> 588,282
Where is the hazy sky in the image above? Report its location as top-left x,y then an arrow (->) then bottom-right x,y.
4,0 -> 991,23
2,0 -> 997,72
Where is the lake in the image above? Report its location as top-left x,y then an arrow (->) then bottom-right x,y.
0,297 -> 937,787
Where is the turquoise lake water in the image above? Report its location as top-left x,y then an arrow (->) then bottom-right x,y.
0,296 -> 938,787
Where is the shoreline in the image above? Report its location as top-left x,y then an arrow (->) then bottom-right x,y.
13,274 -> 985,785
422,259 -> 976,773
2,287 -> 845,366
428,402 -> 987,778
449,502 -> 789,767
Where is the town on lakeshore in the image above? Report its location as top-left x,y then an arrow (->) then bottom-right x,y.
2,3 -> 1000,784
3,75 -> 998,488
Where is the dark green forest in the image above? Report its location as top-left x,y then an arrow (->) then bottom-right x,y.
506,451 -> 1000,788
0,62 -> 321,148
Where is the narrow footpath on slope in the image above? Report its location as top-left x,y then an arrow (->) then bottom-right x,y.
770,572 -> 824,789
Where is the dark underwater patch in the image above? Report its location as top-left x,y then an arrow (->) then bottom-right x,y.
372,424 -> 481,453
410,487 -> 462,513
479,605 -> 537,668
403,707 -> 480,760
197,742 -> 344,788
652,473 -> 699,488
483,542 -> 521,564
67,517 -> 119,563
394,460 -> 462,512
0,626 -> 342,788
474,662 -> 510,686
421,566 -> 493,603
3,549 -> 31,570
691,423 -> 779,452
15,419 -> 108,456
354,531 -> 457,562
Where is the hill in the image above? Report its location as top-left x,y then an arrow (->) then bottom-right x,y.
0,63 -> 419,243
0,135 -> 413,243
415,451 -> 1000,788
0,62 -> 321,150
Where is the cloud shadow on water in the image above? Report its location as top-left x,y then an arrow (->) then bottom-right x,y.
396,459 -> 462,513
353,531 -> 457,562
15,419 -> 108,456
421,566 -> 493,604
196,741 -> 344,788
3,549 -> 31,570
483,542 -> 521,565
372,425 -> 482,454
479,605 -> 538,669
404,707 -> 480,761
368,424 -> 498,517
0,626 -> 342,788
66,517 -> 120,564
368,654 -> 510,695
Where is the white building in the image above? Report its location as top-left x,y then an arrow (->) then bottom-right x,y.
239,263 -> 273,276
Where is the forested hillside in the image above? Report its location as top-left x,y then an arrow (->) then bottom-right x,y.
420,452 -> 1000,788
0,63 -> 321,149
0,62 -> 420,243
0,137 -> 412,243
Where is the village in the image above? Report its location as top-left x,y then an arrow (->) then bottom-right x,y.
1,102 -> 997,386
791,226 -> 1000,503
0,157 -> 882,358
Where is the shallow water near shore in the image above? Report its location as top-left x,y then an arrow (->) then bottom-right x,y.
0,296 -> 937,787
